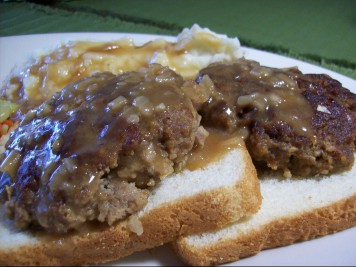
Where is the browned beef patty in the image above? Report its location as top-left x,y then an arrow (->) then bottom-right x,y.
196,59 -> 356,177
0,64 -> 202,233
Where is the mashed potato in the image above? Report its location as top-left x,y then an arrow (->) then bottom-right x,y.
152,24 -> 243,77
1,24 -> 243,104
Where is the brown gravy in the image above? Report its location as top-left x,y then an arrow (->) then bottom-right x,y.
185,130 -> 243,171
198,59 -> 316,141
1,39 -> 184,110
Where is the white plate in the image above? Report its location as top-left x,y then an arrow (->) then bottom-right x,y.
0,33 -> 355,266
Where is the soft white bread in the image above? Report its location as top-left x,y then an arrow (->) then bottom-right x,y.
173,159 -> 356,266
0,142 -> 261,266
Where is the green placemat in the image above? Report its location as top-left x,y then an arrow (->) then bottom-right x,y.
0,0 -> 355,79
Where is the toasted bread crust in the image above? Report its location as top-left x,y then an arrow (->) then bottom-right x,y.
0,147 -> 261,266
173,194 -> 356,266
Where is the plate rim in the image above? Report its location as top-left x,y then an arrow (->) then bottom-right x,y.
0,31 -> 355,266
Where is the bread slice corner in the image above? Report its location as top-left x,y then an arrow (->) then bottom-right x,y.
173,159 -> 356,266
0,142 -> 261,266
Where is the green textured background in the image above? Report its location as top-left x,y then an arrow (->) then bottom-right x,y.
0,0 -> 355,79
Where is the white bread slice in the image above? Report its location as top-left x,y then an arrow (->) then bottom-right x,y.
0,142 -> 261,266
173,159 -> 356,266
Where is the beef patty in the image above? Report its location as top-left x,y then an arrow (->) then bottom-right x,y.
195,58 -> 356,177
0,64 -> 202,233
